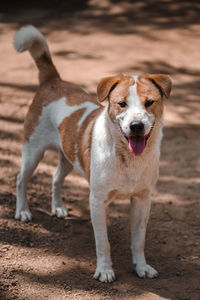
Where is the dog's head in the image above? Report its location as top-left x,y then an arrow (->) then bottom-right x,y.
97,74 -> 172,156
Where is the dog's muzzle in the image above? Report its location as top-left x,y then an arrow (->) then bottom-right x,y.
119,122 -> 154,156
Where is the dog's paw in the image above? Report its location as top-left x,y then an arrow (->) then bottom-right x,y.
15,209 -> 32,222
93,266 -> 115,283
135,264 -> 159,279
52,206 -> 68,218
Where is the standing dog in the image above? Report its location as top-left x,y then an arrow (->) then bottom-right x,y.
14,26 -> 172,283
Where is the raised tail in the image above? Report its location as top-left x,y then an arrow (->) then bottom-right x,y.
13,25 -> 60,84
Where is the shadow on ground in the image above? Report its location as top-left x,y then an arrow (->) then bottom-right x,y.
1,0 -> 200,36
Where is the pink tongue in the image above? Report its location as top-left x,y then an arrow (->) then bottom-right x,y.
128,136 -> 146,156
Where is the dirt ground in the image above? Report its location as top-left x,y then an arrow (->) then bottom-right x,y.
0,1 -> 200,299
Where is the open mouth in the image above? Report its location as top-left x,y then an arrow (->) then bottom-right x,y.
119,124 -> 154,156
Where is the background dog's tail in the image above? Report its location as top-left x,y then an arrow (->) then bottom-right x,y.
13,25 -> 60,84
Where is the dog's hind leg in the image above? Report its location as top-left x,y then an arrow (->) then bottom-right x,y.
51,151 -> 73,218
15,143 -> 45,222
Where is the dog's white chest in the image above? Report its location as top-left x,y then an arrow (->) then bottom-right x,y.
111,158 -> 151,194
94,151 -> 159,201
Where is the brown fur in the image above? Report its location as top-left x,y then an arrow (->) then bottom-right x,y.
59,108 -> 86,163
115,138 -> 130,167
147,74 -> 172,98
77,107 -> 103,180
97,74 -> 134,103
137,75 -> 164,121
106,75 -> 134,123
97,74 -> 123,102
136,75 -> 169,153
24,78 -> 98,141
66,85 -> 98,107
35,53 -> 60,84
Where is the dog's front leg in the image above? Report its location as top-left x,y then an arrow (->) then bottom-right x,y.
130,191 -> 158,278
89,191 -> 115,283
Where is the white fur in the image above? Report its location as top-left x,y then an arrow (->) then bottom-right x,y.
116,76 -> 155,136
13,25 -> 50,59
78,102 -> 99,127
42,96 -> 99,129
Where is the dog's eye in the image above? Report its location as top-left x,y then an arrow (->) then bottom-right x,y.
145,100 -> 154,108
118,101 -> 127,108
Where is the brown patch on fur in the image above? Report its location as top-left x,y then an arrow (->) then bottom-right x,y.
136,75 -> 164,153
120,152 -> 126,164
59,108 -> 86,163
97,74 -> 125,102
107,190 -> 118,201
35,53 -> 60,84
137,75 -> 164,122
77,107 -> 103,180
147,74 -> 172,98
136,74 -> 172,153
115,138 -> 130,167
108,75 -> 135,123
24,93 -> 43,142
24,78 -> 98,142
66,84 -> 98,107
133,188 -> 151,200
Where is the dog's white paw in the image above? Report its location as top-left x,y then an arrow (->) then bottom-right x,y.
135,264 -> 159,279
52,206 -> 68,218
93,266 -> 115,283
15,209 -> 32,222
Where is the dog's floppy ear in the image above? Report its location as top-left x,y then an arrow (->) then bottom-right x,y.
148,74 -> 172,98
97,74 -> 123,102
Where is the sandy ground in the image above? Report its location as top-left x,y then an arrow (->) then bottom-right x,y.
0,1 -> 200,299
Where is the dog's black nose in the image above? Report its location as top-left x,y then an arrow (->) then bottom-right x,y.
130,121 -> 144,135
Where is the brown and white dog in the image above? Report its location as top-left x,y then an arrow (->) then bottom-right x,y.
14,26 -> 172,283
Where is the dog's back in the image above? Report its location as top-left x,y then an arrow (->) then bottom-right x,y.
14,26 -> 102,179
